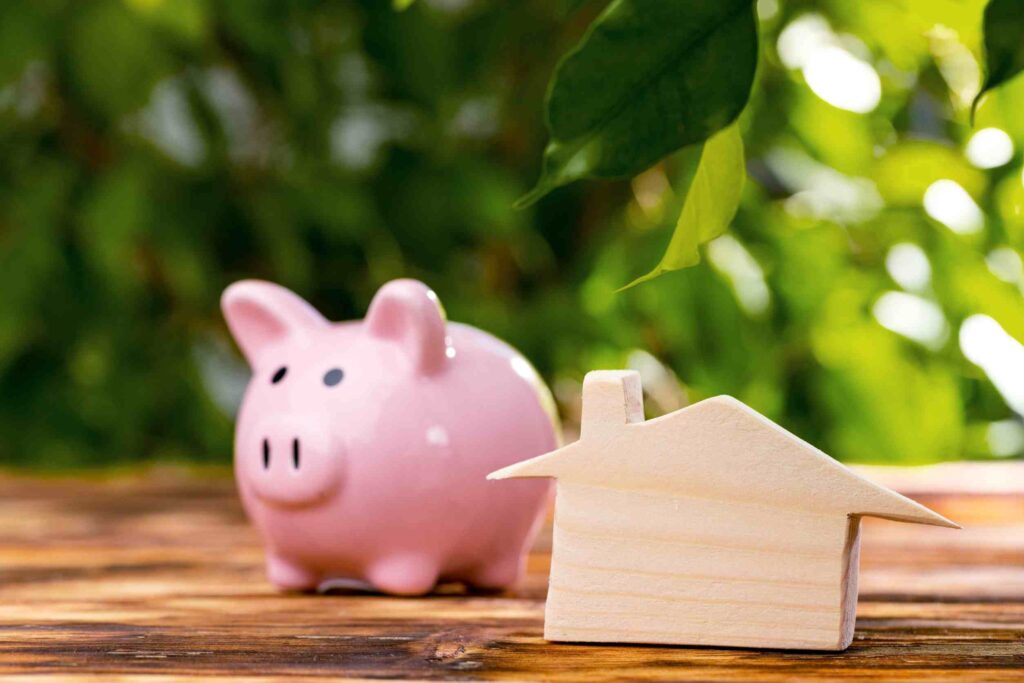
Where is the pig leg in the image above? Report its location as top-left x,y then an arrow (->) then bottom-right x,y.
466,555 -> 523,591
266,553 -> 319,591
367,555 -> 439,596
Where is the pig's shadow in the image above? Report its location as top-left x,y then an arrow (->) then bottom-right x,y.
314,577 -> 508,599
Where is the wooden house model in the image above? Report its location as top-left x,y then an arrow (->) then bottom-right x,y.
489,370 -> 958,651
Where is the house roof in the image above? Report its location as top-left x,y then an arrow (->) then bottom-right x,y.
489,371 -> 958,528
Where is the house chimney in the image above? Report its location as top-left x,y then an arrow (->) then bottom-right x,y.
580,370 -> 644,439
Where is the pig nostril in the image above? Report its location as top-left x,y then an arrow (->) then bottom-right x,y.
292,438 -> 300,470
262,439 -> 270,469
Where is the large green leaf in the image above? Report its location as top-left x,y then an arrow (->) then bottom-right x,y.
517,0 -> 757,206
973,0 -> 1024,118
622,122 -> 745,288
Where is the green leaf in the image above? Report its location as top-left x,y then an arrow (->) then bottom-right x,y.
621,122 -> 745,289
393,0 -> 416,10
518,0 -> 757,207
125,0 -> 210,46
67,1 -> 174,120
973,0 -> 1024,120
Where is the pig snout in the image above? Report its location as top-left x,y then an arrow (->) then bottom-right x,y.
244,415 -> 343,508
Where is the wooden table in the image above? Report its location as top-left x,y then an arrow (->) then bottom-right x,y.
0,465 -> 1021,680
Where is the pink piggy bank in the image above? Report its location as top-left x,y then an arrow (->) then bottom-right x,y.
221,279 -> 557,595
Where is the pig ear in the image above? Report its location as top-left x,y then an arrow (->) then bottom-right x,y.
365,279 -> 448,375
221,280 -> 328,366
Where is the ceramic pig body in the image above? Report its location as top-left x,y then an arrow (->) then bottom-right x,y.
222,279 -> 557,595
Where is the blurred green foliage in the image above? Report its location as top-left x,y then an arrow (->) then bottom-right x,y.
0,0 -> 1022,469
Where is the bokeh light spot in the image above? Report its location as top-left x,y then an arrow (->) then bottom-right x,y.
923,180 -> 984,234
965,128 -> 1014,169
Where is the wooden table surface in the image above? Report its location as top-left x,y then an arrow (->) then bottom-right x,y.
0,465 -> 1021,681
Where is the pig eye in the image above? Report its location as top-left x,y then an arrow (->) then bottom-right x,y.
323,368 -> 344,387
271,367 -> 287,384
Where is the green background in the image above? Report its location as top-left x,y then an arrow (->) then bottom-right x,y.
1,0 -> 1022,468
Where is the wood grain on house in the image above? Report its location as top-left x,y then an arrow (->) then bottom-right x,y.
546,482 -> 859,649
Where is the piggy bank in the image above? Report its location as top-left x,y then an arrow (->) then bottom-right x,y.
221,279 -> 557,595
